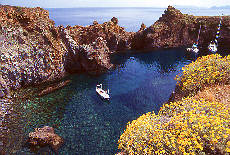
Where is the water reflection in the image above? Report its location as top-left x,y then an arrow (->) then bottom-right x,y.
111,48 -> 194,74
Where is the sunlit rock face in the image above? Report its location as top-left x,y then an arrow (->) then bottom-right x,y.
0,6 -> 66,95
131,6 -> 230,51
0,6 -> 135,96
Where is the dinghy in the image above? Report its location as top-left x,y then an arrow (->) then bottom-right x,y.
96,84 -> 110,100
208,41 -> 217,53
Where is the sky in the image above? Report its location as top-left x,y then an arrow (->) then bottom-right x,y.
1,0 -> 230,8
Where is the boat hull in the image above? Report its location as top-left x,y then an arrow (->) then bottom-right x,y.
96,88 -> 110,100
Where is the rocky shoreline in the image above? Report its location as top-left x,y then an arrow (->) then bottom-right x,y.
1,5 -> 230,153
1,5 -> 230,98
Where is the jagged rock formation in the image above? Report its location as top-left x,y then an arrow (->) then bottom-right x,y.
28,126 -> 64,152
65,17 -> 133,51
0,6 -> 133,98
131,6 -> 230,51
1,5 -> 230,96
0,6 -> 66,97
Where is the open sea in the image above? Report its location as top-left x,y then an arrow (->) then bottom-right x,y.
5,7 -> 230,154
47,7 -> 230,32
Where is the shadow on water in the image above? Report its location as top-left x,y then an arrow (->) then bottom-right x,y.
111,48 -> 195,73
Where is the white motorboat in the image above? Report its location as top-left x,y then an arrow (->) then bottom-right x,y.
96,84 -> 110,100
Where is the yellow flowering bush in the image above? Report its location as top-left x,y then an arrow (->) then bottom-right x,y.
118,97 -> 230,154
175,54 -> 230,94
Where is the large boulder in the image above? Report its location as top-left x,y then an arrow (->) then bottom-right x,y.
27,126 -> 63,152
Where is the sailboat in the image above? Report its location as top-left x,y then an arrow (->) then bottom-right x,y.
187,24 -> 201,53
208,16 -> 222,53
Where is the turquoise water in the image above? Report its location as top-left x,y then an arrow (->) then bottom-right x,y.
11,48 -> 195,154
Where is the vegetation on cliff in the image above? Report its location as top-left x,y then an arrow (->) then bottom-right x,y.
118,54 -> 230,154
175,54 -> 230,96
118,98 -> 230,154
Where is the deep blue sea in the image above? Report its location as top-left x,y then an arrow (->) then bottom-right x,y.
47,7 -> 230,32
6,7 -> 230,154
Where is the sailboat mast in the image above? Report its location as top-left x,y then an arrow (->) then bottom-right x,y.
196,24 -> 201,44
214,16 -> 222,45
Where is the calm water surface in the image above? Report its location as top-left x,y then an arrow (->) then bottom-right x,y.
6,7 -> 229,154
11,48 -> 196,154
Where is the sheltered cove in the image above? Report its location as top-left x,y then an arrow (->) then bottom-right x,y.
0,5 -> 230,154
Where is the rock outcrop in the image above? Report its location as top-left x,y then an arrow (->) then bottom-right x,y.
0,5 -> 66,97
0,6 -> 133,98
65,17 -> 133,52
131,6 -> 230,51
27,126 -> 63,152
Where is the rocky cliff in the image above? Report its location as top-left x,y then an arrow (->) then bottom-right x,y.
0,5 -> 132,98
0,6 -> 66,97
131,6 -> 230,51
61,17 -> 133,74
1,5 -> 230,98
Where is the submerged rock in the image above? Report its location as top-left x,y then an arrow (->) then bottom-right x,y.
28,126 -> 63,152
38,80 -> 71,97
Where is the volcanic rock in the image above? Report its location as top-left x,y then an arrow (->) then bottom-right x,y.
0,6 -> 133,97
1,4 -> 230,98
28,126 -> 63,152
93,20 -> 98,25
0,5 -> 66,96
138,23 -> 146,32
111,17 -> 118,25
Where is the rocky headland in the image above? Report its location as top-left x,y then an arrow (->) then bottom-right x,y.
132,6 -> 230,51
0,5 -> 135,99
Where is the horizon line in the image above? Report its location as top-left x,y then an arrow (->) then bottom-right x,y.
0,4 -> 214,9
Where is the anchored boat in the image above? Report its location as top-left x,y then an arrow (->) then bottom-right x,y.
187,24 -> 201,54
96,84 -> 110,100
187,43 -> 199,53
208,16 -> 222,53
